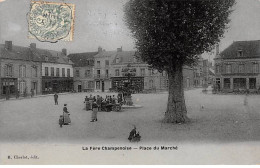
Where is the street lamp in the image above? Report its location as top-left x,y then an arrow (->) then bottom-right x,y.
121,64 -> 136,106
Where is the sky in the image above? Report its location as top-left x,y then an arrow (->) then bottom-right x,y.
1,0 -> 260,61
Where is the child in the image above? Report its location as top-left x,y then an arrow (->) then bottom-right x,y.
59,115 -> 64,128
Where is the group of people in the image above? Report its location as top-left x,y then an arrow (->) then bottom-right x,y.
84,94 -> 123,111
58,93 -> 125,126
83,94 -> 124,122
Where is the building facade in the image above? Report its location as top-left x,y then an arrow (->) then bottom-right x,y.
40,49 -> 74,94
93,47 -> 118,92
68,52 -> 97,92
214,40 -> 260,92
0,41 -> 42,98
110,48 -> 194,92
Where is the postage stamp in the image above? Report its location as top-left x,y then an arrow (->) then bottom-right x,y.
27,1 -> 75,43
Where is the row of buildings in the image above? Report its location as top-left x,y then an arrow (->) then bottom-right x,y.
0,40 -> 213,98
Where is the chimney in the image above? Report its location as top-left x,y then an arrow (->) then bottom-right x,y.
30,43 -> 36,50
98,46 -> 102,53
117,46 -> 122,52
216,44 -> 219,55
62,48 -> 67,56
5,41 -> 12,51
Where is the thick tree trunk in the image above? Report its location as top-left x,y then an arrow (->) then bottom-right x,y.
164,64 -> 190,123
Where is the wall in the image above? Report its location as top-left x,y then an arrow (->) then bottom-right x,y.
42,62 -> 73,77
0,58 -> 42,95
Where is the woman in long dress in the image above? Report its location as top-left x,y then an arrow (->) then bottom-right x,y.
63,104 -> 71,125
90,101 -> 98,122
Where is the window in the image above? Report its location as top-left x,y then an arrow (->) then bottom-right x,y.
5,64 -> 13,77
106,69 -> 109,78
141,69 -> 145,76
149,69 -> 152,76
105,60 -> 109,66
115,69 -> 120,76
45,56 -> 48,61
19,65 -> 26,77
116,57 -> 120,63
238,50 -> 243,57
32,66 -> 37,78
19,81 -> 26,94
96,81 -> 100,89
239,64 -> 244,73
51,67 -> 54,76
97,70 -> 100,78
249,78 -> 256,89
76,70 -> 80,77
253,63 -> 258,73
85,70 -> 91,77
45,67 -> 49,76
67,69 -> 70,77
97,61 -> 100,67
149,80 -> 154,88
226,64 -> 231,74
56,68 -> 60,77
223,78 -> 231,89
62,68 -> 65,77
88,81 -> 94,88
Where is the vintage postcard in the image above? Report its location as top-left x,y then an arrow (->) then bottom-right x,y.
0,0 -> 260,165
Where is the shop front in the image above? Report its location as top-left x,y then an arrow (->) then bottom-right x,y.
1,78 -> 18,99
42,77 -> 73,94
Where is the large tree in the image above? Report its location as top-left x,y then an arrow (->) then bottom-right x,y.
124,0 -> 235,123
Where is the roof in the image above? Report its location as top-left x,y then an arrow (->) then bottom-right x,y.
68,52 -> 97,67
219,40 -> 260,59
0,44 -> 72,64
111,51 -> 145,64
93,51 -> 118,58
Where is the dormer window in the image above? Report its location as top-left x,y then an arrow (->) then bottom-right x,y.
116,57 -> 120,64
238,50 -> 243,57
45,56 -> 48,62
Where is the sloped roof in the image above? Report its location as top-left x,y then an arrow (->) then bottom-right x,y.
93,51 -> 117,58
219,40 -> 260,59
111,51 -> 145,64
68,52 -> 97,67
0,44 -> 72,64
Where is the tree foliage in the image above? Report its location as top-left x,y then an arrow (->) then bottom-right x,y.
124,0 -> 235,72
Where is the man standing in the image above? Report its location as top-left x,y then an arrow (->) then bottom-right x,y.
54,93 -> 58,105
96,95 -> 102,111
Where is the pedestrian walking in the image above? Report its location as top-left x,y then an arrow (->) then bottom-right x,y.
54,93 -> 59,105
90,101 -> 98,122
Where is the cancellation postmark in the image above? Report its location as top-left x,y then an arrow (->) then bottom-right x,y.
27,1 -> 75,43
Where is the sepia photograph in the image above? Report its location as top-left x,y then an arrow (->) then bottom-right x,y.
0,0 -> 260,165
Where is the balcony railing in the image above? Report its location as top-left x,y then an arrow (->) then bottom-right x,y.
94,74 -> 110,79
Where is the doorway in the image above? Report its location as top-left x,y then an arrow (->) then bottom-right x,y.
78,85 -> 82,92
102,81 -> 105,92
32,82 -> 37,95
